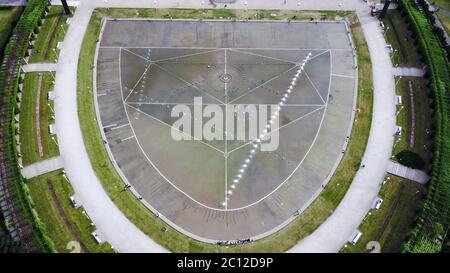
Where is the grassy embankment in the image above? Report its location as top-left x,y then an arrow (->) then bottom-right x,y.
19,72 -> 59,166
0,6 -> 23,54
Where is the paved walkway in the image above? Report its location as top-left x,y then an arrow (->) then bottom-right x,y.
386,160 -> 430,184
53,2 -> 167,253
51,0 -> 80,6
52,0 -> 397,253
22,63 -> 57,73
21,156 -> 64,179
432,6 -> 450,16
393,67 -> 426,77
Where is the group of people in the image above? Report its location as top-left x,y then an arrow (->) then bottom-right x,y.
216,238 -> 253,246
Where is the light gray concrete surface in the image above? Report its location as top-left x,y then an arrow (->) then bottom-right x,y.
52,0 -> 397,253
393,67 -> 426,77
386,160 -> 430,184
95,19 -> 356,241
21,156 -> 64,179
22,63 -> 57,73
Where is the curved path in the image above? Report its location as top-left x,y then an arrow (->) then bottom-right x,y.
53,0 -> 396,252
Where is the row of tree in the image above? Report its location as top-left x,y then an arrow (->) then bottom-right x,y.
0,0 -> 56,253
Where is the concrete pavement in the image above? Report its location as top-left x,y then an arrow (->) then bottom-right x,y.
53,2 -> 167,253
289,5 -> 397,252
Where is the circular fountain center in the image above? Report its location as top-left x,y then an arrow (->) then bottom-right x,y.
219,73 -> 232,83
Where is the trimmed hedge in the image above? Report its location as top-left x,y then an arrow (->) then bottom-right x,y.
0,0 -> 55,253
395,150 -> 426,170
397,0 -> 450,253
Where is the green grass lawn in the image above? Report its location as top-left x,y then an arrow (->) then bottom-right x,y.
27,169 -> 114,253
0,6 -> 23,53
383,10 -> 423,67
342,175 -> 425,253
19,72 -> 59,166
382,9 -> 433,170
28,6 -> 73,63
392,77 -> 433,169
77,9 -> 371,252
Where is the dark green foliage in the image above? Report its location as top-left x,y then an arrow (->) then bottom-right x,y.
396,150 -> 426,169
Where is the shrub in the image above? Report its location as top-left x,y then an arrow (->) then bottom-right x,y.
0,0 -> 55,253
395,150 -> 426,169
